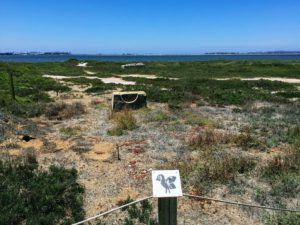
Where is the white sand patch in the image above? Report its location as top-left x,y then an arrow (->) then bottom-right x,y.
43,74 -> 135,85
120,74 -> 158,79
77,62 -> 88,67
84,70 -> 97,75
100,77 -> 135,85
119,74 -> 179,80
216,77 -> 300,84
43,75 -> 73,79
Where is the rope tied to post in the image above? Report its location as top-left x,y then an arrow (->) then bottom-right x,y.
72,196 -> 153,225
120,93 -> 139,104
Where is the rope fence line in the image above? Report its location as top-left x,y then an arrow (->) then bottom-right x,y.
184,194 -> 300,213
72,194 -> 300,225
72,196 -> 153,225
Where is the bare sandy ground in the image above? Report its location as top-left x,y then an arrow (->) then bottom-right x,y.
120,74 -> 159,79
84,70 -> 97,75
3,78 -> 285,224
120,74 -> 179,80
216,77 -> 300,83
101,77 -> 135,85
43,74 -> 136,85
77,62 -> 88,67
10,72 -> 298,224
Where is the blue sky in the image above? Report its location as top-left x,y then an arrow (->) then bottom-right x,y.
0,0 -> 299,54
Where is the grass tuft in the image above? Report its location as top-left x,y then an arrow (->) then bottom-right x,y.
107,110 -> 137,136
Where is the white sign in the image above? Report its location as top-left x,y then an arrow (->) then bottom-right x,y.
152,170 -> 183,198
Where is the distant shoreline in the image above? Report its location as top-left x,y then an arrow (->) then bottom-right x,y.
1,51 -> 300,56
0,52 -> 71,56
2,54 -> 300,62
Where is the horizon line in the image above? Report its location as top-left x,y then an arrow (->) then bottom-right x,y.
1,50 -> 300,56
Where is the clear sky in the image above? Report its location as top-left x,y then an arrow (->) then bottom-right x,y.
0,0 -> 299,54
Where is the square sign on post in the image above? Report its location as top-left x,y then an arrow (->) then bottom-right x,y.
152,170 -> 183,198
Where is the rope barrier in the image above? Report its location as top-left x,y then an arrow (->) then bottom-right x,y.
183,194 -> 300,213
72,193 -> 299,224
72,196 -> 153,225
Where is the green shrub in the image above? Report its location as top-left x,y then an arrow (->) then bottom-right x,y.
234,129 -> 268,151
143,109 -> 171,122
255,188 -> 268,205
59,126 -> 82,136
276,91 -> 300,98
269,173 -> 300,198
186,127 -> 226,148
194,155 -> 256,193
119,198 -> 157,225
264,212 -> 300,225
0,160 -> 85,225
182,111 -> 217,127
288,124 -> 300,142
44,102 -> 85,120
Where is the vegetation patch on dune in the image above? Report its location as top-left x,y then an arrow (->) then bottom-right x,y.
0,159 -> 84,225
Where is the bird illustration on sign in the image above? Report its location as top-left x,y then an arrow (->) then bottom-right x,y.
156,174 -> 176,193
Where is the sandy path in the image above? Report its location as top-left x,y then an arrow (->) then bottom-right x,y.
84,70 -> 97,75
120,74 -> 179,80
43,74 -> 136,85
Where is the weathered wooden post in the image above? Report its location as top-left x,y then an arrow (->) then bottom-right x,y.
116,144 -> 121,160
152,170 -> 182,225
8,71 -> 16,100
158,197 -> 177,225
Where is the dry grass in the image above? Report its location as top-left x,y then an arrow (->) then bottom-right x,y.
44,102 -> 85,120
108,110 -> 137,136
182,111 -> 218,128
59,126 -> 82,137
263,145 -> 300,177
22,147 -> 37,164
194,155 -> 256,193
185,127 -> 228,148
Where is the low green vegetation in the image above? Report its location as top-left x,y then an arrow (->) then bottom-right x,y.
264,212 -> 300,225
142,109 -> 172,123
74,60 -> 300,79
59,126 -> 82,136
1,60 -> 300,114
0,69 -> 70,108
1,101 -> 85,119
0,159 -> 84,225
115,196 -> 158,225
1,59 -> 300,224
181,111 -> 218,127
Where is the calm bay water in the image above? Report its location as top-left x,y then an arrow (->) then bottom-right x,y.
1,54 -> 300,62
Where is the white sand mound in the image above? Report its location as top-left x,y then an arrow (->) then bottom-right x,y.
77,62 -> 88,67
84,70 -> 96,75
100,77 -> 135,85
120,74 -> 158,79
119,74 -> 179,80
43,74 -> 135,85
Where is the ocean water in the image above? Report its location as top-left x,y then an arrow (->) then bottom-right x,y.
1,54 -> 300,62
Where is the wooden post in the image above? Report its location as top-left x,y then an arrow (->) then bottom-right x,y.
116,144 -> 121,160
158,197 -> 177,225
8,72 -> 16,100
